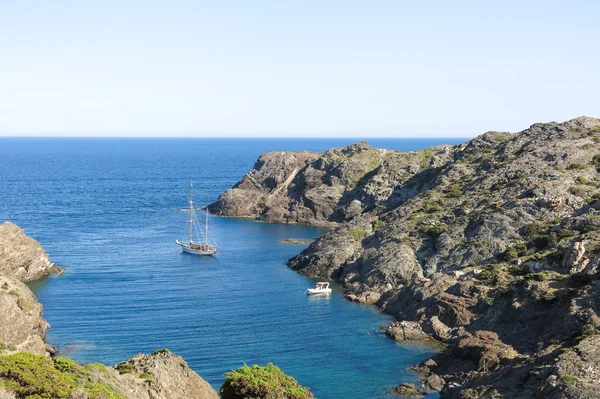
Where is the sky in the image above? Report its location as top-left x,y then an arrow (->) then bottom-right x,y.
0,1 -> 599,137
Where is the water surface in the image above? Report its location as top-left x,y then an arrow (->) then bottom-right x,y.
0,138 -> 465,398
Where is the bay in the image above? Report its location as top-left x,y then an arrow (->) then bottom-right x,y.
0,137 -> 465,398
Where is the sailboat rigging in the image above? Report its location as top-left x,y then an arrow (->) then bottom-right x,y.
175,182 -> 219,255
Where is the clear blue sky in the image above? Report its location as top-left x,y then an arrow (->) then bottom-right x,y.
1,1 -> 598,137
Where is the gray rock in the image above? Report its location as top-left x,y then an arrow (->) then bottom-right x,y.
0,222 -> 62,282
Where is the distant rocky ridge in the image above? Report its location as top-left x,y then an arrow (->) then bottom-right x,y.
212,117 -> 600,398
0,222 -> 219,399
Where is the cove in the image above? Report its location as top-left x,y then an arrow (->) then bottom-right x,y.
0,138 -> 452,398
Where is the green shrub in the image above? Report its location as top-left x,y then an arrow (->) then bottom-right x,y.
221,363 -> 313,399
521,223 -> 547,237
348,229 -> 367,241
569,186 -> 586,197
0,353 -> 126,399
515,172 -> 527,180
567,163 -> 588,170
561,375 -> 576,384
419,224 -> 448,238
115,362 -> 134,374
592,154 -> 600,169
575,176 -> 600,187
499,243 -> 528,261
444,184 -> 463,198
490,180 -> 507,191
422,200 -> 443,213
372,219 -> 383,231
477,266 -> 501,286
53,357 -> 77,372
580,323 -> 598,337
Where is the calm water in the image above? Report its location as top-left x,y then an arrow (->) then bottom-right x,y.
0,138 -> 465,398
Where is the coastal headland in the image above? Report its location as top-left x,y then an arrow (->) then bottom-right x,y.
211,117 -> 600,398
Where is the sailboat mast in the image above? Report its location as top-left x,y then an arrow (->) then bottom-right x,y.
189,182 -> 194,243
205,207 -> 209,245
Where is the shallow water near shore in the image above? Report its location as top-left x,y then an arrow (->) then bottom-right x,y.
1,138 -> 464,398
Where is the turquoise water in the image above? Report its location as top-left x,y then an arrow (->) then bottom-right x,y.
0,138 -> 464,398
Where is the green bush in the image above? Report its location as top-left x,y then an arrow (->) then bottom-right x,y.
444,184 -> 463,197
561,375 -> 576,384
115,362 -> 134,374
221,363 -> 313,399
53,357 -> 77,372
0,353 -> 126,399
521,223 -> 547,237
567,163 -> 588,170
348,229 -> 367,240
419,224 -> 448,238
592,154 -> 600,169
499,243 -> 528,261
569,186 -> 586,197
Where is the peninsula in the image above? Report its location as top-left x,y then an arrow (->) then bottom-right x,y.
211,117 -> 600,398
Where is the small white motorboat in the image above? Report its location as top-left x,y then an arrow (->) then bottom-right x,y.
306,282 -> 332,295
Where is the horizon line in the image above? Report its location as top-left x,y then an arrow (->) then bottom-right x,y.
0,135 -> 474,139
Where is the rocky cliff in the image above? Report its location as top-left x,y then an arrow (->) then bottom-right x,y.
0,222 -> 219,399
213,116 -> 600,398
0,222 -> 62,282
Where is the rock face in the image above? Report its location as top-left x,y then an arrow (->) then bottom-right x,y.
215,116 -> 600,397
0,222 -> 62,282
0,274 -> 49,356
111,350 -> 219,399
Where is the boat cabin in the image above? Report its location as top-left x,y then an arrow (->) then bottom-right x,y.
316,282 -> 329,290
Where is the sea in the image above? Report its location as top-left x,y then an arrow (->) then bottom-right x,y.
0,137 -> 466,399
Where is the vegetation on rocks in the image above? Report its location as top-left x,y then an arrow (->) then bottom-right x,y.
0,352 -> 126,399
220,363 -> 314,399
214,116 -> 600,398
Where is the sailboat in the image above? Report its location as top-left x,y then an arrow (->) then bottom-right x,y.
175,182 -> 219,255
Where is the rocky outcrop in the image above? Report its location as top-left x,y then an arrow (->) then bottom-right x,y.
0,274 -> 49,356
0,350 -> 219,399
0,222 -> 62,282
215,116 -> 600,397
111,350 -> 219,399
209,141 -> 453,226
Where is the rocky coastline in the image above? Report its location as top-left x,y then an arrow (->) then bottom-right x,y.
211,116 -> 600,398
0,221 -> 220,399
0,221 -> 314,399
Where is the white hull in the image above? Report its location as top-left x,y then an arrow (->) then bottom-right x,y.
306,288 -> 332,295
176,241 -> 218,256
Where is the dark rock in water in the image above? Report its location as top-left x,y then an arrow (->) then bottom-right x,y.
391,382 -> 426,398
0,221 -> 63,282
384,321 -> 431,342
277,238 -> 313,245
213,117 -> 600,397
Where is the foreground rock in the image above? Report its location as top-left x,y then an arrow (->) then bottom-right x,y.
112,349 -> 219,399
0,350 -> 219,399
0,274 -> 48,356
216,116 -> 600,397
0,222 -> 62,282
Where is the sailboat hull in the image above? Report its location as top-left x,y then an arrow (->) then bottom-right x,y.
176,241 -> 218,256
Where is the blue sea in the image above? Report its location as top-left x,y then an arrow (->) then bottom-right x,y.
0,138 -> 465,399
